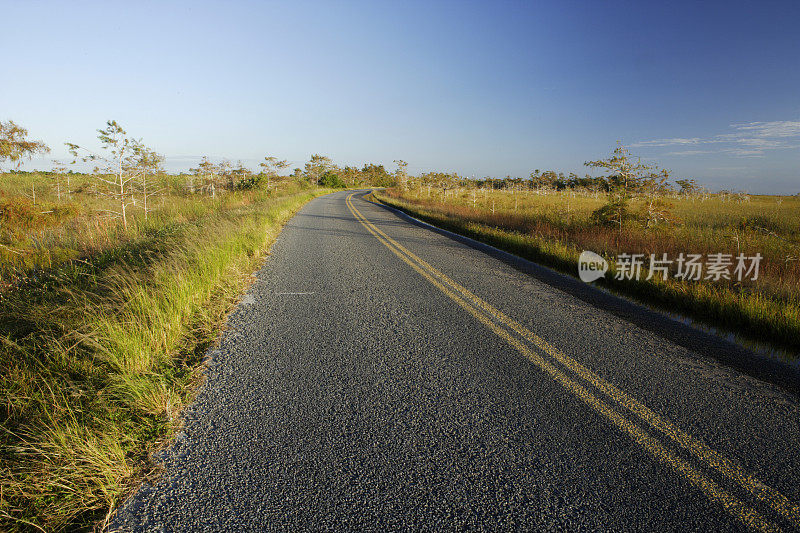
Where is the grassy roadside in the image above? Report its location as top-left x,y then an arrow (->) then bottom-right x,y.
0,185 -> 330,531
372,190 -> 800,355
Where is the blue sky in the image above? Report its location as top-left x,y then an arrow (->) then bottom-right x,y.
3,0 -> 799,193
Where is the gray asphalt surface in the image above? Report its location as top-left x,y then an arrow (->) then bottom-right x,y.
111,190 -> 800,532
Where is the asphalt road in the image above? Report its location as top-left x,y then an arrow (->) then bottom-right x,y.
111,190 -> 800,532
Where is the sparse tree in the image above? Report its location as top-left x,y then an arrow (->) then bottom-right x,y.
137,147 -> 164,219
675,178 -> 701,196
530,169 -> 558,190
259,156 -> 289,189
585,141 -> 667,195
190,157 -> 220,197
0,120 -> 50,170
304,154 -> 334,185
217,160 -> 233,191
394,159 -> 409,190
66,120 -> 150,230
586,142 -> 673,233
230,161 -> 255,189
50,161 -> 70,202
643,196 -> 679,228
641,169 -> 678,228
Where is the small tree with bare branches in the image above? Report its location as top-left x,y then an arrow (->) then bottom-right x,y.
190,157 -> 219,197
394,159 -> 409,190
67,120 -> 152,230
50,161 -> 70,202
137,147 -> 164,219
259,156 -> 289,190
217,160 -> 233,192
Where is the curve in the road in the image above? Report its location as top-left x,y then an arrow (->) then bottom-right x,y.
347,192 -> 798,533
111,190 -> 800,532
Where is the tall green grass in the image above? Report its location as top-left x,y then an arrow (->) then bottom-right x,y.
0,172 -> 247,281
0,175 -> 328,531
375,188 -> 800,353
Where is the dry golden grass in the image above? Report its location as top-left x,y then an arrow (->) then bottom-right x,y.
378,186 -> 800,352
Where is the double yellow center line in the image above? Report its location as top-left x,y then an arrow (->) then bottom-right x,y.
345,192 -> 799,532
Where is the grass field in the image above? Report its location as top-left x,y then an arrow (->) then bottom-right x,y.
375,186 -> 800,354
0,171 -> 328,531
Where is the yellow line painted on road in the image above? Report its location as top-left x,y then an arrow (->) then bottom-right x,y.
346,192 -> 788,532
360,194 -> 800,527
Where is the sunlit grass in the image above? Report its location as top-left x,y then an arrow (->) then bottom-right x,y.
0,172 -> 328,531
376,187 -> 800,352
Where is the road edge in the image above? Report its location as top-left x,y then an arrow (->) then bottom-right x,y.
364,190 -> 800,397
104,189 -> 338,532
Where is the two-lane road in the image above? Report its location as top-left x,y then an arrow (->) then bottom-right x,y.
112,190 -> 800,531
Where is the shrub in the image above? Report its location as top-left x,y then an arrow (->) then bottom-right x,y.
235,174 -> 264,190
318,171 -> 346,188
591,196 -> 636,229
642,198 -> 680,228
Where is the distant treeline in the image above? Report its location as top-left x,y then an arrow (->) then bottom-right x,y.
431,171 -> 705,196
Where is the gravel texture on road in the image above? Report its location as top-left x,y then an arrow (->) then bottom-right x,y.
111,190 -> 800,532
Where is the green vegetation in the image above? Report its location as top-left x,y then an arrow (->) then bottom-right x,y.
374,148 -> 800,353
0,119 -> 381,531
0,116 -> 409,531
0,168 -> 330,530
0,120 -> 49,169
3,119 -> 796,530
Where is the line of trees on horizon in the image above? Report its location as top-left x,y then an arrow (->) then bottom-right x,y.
0,119 -> 710,194
0,119 -> 405,190
0,119 -> 412,229
5,119 -> 792,224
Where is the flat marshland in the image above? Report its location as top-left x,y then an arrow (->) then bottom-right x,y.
376,186 -> 800,353
2,167 -> 798,530
0,171 -> 327,530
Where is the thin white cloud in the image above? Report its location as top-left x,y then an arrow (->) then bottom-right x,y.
736,138 -> 784,148
730,121 -> 800,138
664,150 -> 716,156
722,148 -> 766,157
631,137 -> 704,147
632,120 -> 800,157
